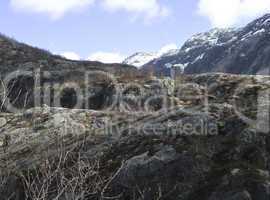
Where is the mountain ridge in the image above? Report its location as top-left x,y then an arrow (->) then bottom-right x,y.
137,14 -> 270,76
0,32 -> 136,76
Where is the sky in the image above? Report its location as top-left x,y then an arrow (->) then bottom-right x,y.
1,0 -> 270,63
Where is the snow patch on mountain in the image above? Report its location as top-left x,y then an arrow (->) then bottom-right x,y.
123,44 -> 178,68
192,53 -> 205,64
123,52 -> 157,68
185,28 -> 236,48
253,28 -> 265,35
160,49 -> 180,57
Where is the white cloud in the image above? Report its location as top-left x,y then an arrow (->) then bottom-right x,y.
157,43 -> 178,56
10,0 -> 170,21
87,51 -> 126,63
10,0 -> 95,19
60,52 -> 81,60
198,0 -> 270,28
101,0 -> 170,20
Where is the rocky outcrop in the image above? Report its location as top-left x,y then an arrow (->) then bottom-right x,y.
0,73 -> 269,199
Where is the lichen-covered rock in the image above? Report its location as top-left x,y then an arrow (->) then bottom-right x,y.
0,106 -> 116,172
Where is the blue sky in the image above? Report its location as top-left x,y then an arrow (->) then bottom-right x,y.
1,0 -> 270,62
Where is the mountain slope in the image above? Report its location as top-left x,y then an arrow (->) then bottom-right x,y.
0,33 -> 136,76
143,14 -> 270,76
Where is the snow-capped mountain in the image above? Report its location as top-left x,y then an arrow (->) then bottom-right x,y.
142,14 -> 270,76
123,44 -> 179,68
123,52 -> 157,68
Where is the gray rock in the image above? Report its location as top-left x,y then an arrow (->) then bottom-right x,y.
253,182 -> 270,200
210,191 -> 252,200
113,146 -> 186,188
